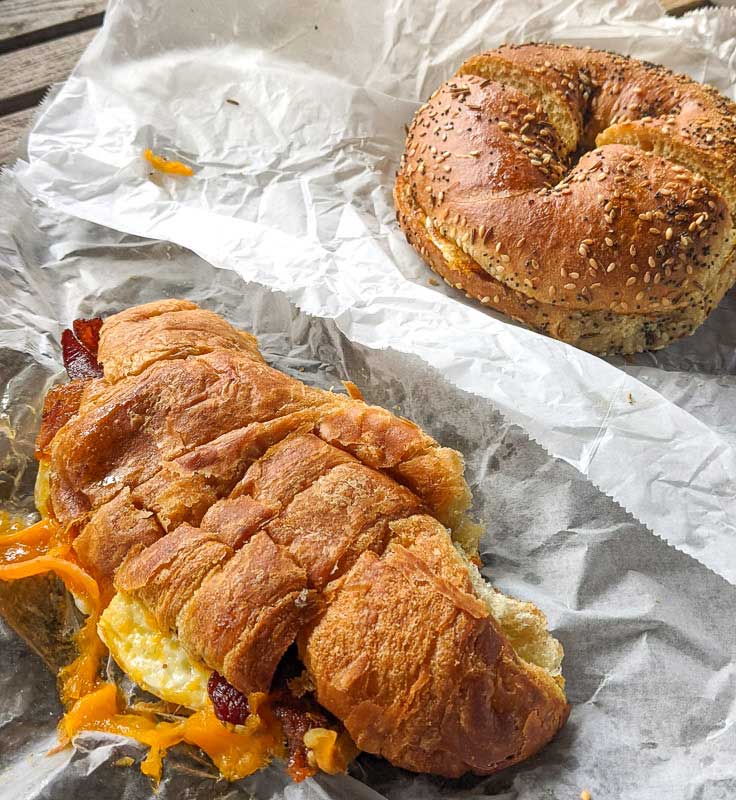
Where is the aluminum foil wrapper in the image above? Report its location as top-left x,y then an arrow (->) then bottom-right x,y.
1,0 -> 736,797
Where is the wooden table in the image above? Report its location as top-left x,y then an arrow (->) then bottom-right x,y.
0,0 -> 714,167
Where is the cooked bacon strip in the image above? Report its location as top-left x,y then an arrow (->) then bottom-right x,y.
61,327 -> 103,380
271,687 -> 330,782
36,318 -> 104,455
72,317 -> 103,357
206,667 -> 330,783
207,671 -> 250,725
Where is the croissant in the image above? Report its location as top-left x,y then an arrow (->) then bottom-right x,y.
395,43 -> 736,355
3,300 -> 568,782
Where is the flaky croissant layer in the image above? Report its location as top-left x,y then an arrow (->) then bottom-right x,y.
41,299 -> 568,777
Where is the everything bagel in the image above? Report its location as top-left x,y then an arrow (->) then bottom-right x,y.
394,44 -> 736,354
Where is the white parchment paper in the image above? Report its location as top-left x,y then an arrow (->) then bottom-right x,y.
1,170 -> 735,800
1,0 -> 736,798
12,0 -> 736,584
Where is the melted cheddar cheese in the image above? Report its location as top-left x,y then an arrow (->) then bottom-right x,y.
61,684 -> 282,781
0,515 -> 105,698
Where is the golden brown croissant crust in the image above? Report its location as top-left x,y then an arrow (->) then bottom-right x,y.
41,299 -> 568,777
395,43 -> 736,354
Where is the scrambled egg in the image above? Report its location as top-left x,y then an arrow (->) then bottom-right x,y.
34,461 -> 51,518
98,593 -> 210,710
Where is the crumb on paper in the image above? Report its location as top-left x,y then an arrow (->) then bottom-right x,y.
581,791 -> 592,800
428,277 -> 439,286
114,756 -> 135,767
627,392 -> 635,405
143,148 -> 193,176
225,98 -> 240,105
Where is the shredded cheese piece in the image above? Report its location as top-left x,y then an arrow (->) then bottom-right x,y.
143,148 -> 193,176
304,727 -> 359,774
342,381 -> 364,401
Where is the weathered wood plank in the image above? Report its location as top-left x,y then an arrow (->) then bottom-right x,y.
0,28 -> 97,115
0,107 -> 35,166
0,0 -> 105,50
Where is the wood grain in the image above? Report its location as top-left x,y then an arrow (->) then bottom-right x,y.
0,107 -> 35,165
0,0 -> 105,52
0,28 -> 97,115
659,0 -> 711,14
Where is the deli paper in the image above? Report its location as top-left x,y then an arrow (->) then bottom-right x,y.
1,170 -> 735,800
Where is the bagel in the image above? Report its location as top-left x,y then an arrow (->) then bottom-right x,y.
395,43 -> 736,354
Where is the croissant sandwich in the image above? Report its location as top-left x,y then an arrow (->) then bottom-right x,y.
395,44 -> 736,355
0,300 -> 568,783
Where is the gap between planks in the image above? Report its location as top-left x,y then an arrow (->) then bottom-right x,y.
0,0 -> 106,53
0,28 -> 98,116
